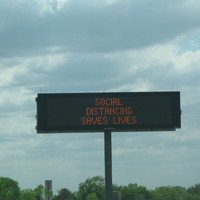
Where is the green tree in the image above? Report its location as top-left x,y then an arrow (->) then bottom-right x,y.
0,177 -> 20,200
34,184 -> 44,200
183,192 -> 200,200
76,176 -> 105,200
54,188 -> 75,200
121,183 -> 151,200
152,186 -> 186,200
44,189 -> 53,200
188,184 -> 200,196
121,184 -> 135,200
86,193 -> 98,200
19,189 -> 35,200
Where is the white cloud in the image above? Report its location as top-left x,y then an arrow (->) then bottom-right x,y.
37,0 -> 69,14
0,87 -> 33,106
0,112 -> 34,136
32,53 -> 68,71
0,51 -> 68,90
173,50 -> 200,72
113,79 -> 154,92
113,147 -> 137,156
0,64 -> 28,87
36,0 -> 58,15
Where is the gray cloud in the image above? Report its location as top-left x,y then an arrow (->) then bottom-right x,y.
1,0 -> 200,57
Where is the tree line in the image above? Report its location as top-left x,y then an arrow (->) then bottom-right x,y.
1,176 -> 200,200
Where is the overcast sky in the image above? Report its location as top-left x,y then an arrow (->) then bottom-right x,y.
1,0 -> 200,193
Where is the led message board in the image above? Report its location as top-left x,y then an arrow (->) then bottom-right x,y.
36,92 -> 181,133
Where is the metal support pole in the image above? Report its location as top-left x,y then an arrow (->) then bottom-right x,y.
104,129 -> 112,200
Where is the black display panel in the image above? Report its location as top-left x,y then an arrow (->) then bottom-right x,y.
36,92 -> 181,133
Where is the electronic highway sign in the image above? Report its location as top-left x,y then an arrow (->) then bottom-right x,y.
36,91 -> 181,133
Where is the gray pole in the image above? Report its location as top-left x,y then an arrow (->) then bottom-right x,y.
104,129 -> 113,200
